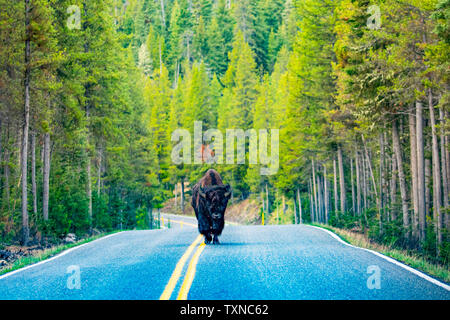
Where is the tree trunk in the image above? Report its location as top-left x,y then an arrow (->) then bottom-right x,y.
97,148 -> 102,197
362,151 -> 368,210
439,107 -> 448,209
42,133 -> 51,221
21,0 -> 31,246
416,101 -> 426,241
379,133 -> 385,221
337,146 -> 346,214
390,150 -> 397,221
86,146 -> 92,227
425,156 -> 431,219
275,189 -> 278,223
4,139 -> 10,212
293,193 -> 297,224
350,157 -> 355,216
160,0 -> 166,28
362,135 -> 379,206
427,89 -> 442,248
333,156 -> 338,215
265,182 -> 269,215
31,131 -> 37,216
175,183 -> 178,208
181,178 -> 185,213
355,151 -> 361,216
261,188 -> 265,217
309,178 -> 314,222
323,165 -> 329,224
317,173 -> 323,223
297,188 -> 302,224
392,120 -> 410,240
409,112 -> 419,240
312,159 -> 318,221
446,109 -> 450,198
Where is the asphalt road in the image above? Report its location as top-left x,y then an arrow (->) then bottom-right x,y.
0,214 -> 448,300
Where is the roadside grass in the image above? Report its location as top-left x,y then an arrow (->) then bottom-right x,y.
311,223 -> 450,284
0,231 -> 121,277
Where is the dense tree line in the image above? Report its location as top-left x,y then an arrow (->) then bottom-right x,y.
0,0 -> 448,265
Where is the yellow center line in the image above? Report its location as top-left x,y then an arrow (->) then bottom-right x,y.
159,234 -> 203,300
176,241 -> 206,300
168,219 -> 197,228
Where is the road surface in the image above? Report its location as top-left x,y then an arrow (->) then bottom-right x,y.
0,214 -> 448,300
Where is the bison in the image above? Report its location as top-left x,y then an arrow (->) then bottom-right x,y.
191,169 -> 231,244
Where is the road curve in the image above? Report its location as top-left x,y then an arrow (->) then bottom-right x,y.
0,215 -> 448,300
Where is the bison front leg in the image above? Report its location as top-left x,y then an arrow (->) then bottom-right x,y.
204,233 -> 212,244
212,234 -> 220,245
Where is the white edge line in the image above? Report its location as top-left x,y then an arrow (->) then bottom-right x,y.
308,225 -> 450,291
161,213 -> 240,226
0,231 -> 125,280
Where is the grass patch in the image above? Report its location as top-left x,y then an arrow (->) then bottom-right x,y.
310,223 -> 450,284
0,231 -> 121,277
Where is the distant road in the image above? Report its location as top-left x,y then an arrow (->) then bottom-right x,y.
0,214 -> 448,300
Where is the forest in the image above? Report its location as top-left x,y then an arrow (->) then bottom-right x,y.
0,0 -> 448,265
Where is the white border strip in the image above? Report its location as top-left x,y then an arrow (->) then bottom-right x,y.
308,225 -> 450,291
0,231 -> 125,280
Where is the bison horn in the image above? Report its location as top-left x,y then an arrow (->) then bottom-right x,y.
224,185 -> 231,198
199,187 -> 207,198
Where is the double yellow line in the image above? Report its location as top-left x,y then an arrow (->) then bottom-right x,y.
159,234 -> 206,300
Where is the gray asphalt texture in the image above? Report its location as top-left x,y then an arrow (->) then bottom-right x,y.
0,214 -> 448,300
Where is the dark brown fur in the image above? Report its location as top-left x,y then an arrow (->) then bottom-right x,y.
191,169 -> 231,244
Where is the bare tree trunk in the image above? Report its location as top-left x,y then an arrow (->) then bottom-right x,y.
31,131 -> 37,216
175,183 -> 178,208
21,0 -> 31,246
323,165 -> 329,224
362,151 -> 368,210
392,120 -> 410,240
0,119 -> 2,207
362,135 -> 379,207
355,151 -> 361,216
351,157 -> 355,216
181,178 -> 185,213
390,150 -> 397,221
297,188 -> 302,224
312,159 -> 318,221
160,0 -> 166,28
4,137 -> 10,212
446,109 -> 450,196
317,174 -> 322,223
309,178 -> 314,222
425,156 -> 431,219
293,193 -> 297,224
416,101 -> 426,241
265,182 -> 269,215
333,156 -> 338,215
97,148 -> 102,197
439,107 -> 448,209
43,133 -> 50,221
276,189 -> 279,223
427,89 -> 442,248
379,132 -> 385,222
86,142 -> 92,227
409,112 -> 419,240
261,188 -> 265,217
337,146 -> 346,214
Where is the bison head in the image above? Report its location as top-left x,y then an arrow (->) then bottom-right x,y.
199,184 -> 231,224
